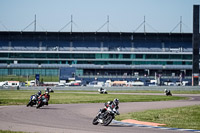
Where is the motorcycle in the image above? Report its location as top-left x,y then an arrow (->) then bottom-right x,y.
36,95 -> 49,109
98,88 -> 108,94
27,94 -> 38,107
165,89 -> 172,96
93,107 -> 119,126
49,88 -> 54,93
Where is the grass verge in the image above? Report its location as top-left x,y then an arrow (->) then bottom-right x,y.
116,105 -> 200,130
0,90 -> 187,105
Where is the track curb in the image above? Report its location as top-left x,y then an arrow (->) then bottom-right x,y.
112,120 -> 200,132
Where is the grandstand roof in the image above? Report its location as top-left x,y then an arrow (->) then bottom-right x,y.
0,31 -> 192,41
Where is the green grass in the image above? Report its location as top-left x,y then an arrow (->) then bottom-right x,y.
0,90 -> 187,105
116,105 -> 200,130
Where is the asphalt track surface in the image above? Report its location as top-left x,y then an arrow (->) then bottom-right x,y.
0,93 -> 200,133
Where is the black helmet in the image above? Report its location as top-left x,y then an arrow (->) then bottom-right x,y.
113,98 -> 119,106
38,90 -> 41,95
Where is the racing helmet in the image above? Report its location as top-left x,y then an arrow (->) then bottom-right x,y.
45,88 -> 49,94
45,90 -> 49,94
113,98 -> 119,106
37,90 -> 41,95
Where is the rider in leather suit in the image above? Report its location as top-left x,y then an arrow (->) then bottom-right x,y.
99,98 -> 120,120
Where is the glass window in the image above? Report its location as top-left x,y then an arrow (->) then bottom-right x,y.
170,54 -> 182,59
123,54 -> 130,59
95,54 -> 101,59
84,54 -> 95,59
102,54 -> 109,59
12,69 -> 21,76
21,53 -> 35,58
183,55 -> 192,59
20,69 -> 34,76
145,54 -> 157,59
72,54 -> 84,59
35,53 -> 46,58
59,54 -> 71,58
0,53 -> 8,58
47,53 -> 59,58
109,54 -> 118,59
118,54 -> 123,59
167,61 -> 173,65
130,54 -> 135,59
158,54 -> 169,59
0,69 -> 8,75
135,54 -> 143,59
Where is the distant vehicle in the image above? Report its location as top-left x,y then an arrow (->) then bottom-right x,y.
65,80 -> 82,86
0,81 -> 19,88
131,78 -> 144,86
98,88 -> 108,94
87,81 -> 104,87
104,80 -> 112,87
112,81 -> 127,86
25,80 -> 35,86
164,80 -> 175,86
57,83 -> 65,87
175,81 -> 182,86
0,81 -> 8,87
148,82 -> 157,86
183,81 -> 190,86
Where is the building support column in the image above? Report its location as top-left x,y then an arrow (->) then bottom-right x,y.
192,5 -> 200,86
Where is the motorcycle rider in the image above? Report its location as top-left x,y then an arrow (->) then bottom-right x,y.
98,98 -> 120,122
164,89 -> 172,96
35,90 -> 41,100
27,90 -> 42,107
100,87 -> 103,92
38,88 -> 50,105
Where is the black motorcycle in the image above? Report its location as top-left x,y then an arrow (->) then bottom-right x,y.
93,108 -> 119,126
27,94 -> 38,107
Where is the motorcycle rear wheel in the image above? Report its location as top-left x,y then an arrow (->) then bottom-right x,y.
36,102 -> 42,109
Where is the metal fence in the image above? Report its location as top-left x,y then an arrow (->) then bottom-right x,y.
1,86 -> 199,91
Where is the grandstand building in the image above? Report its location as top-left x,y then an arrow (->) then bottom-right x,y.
0,31 -> 195,81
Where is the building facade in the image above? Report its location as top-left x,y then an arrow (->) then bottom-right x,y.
0,31 -> 195,80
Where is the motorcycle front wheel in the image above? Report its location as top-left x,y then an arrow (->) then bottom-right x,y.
26,101 -> 31,107
102,115 -> 113,126
92,116 -> 99,125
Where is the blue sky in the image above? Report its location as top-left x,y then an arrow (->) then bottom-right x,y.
0,0 -> 200,33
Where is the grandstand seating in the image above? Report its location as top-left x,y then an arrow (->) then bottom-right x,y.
0,33 -> 193,52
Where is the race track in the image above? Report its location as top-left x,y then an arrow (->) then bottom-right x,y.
0,93 -> 200,133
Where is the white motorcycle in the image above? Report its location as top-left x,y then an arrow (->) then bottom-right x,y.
92,107 -> 119,126
98,88 -> 108,94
